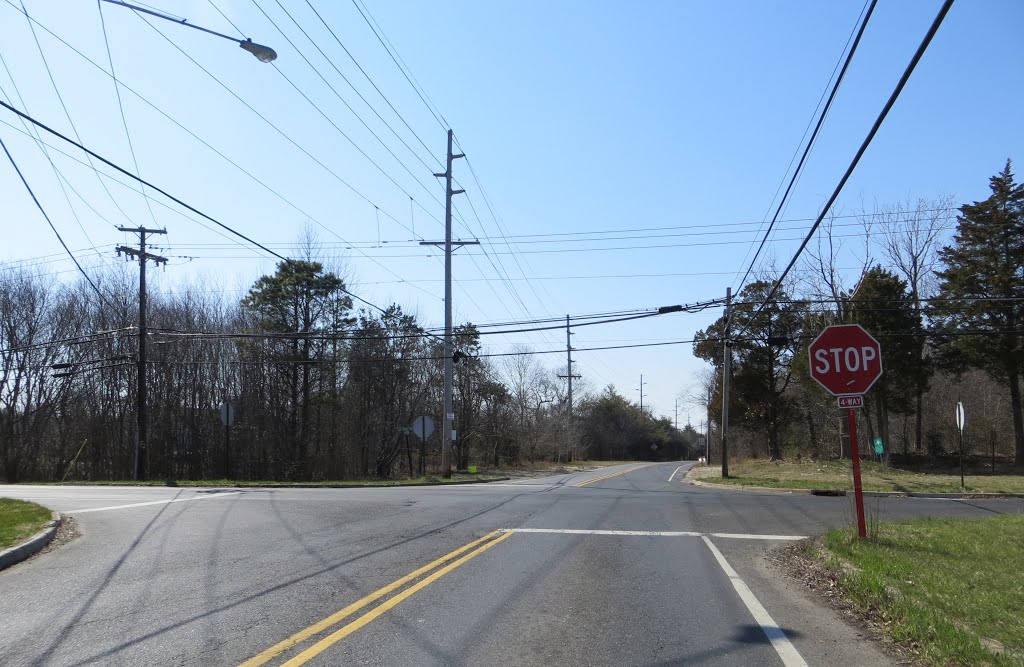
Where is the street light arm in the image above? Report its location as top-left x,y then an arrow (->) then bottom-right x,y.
100,0 -> 277,62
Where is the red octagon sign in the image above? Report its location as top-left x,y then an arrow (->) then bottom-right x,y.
808,324 -> 883,396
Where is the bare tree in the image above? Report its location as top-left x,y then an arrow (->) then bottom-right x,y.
874,196 -> 954,452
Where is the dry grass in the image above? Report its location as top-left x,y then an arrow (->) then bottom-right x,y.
692,459 -> 1024,493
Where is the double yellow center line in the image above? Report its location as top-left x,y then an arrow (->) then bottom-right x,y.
573,464 -> 653,487
239,530 -> 512,667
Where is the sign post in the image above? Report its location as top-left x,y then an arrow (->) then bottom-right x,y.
809,324 -> 884,539
411,416 -> 434,477
956,400 -> 966,491
219,401 -> 235,479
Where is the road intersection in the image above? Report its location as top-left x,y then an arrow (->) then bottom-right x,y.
2,463 -> 1021,665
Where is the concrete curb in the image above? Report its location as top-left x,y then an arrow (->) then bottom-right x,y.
686,470 -> 1024,499
0,511 -> 60,571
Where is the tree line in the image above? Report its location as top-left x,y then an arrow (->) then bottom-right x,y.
694,161 -> 1024,471
1,248 -> 699,483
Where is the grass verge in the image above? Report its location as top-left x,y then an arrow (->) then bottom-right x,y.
815,515 -> 1024,666
0,498 -> 52,550
691,459 -> 1024,494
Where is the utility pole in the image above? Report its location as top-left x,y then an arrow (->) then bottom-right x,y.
637,374 -> 647,413
674,398 -> 678,431
706,384 -> 712,462
421,130 -> 476,477
117,226 -> 167,481
557,315 -> 581,462
720,287 -> 732,478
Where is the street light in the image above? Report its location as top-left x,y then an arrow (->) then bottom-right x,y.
100,0 -> 277,63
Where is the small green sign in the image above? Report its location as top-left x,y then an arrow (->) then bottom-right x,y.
873,437 -> 884,455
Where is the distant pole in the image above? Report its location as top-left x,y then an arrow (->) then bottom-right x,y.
556,315 -> 580,462
117,226 -> 167,481
706,384 -> 712,462
721,287 -> 732,478
566,315 -> 573,416
674,398 -> 678,431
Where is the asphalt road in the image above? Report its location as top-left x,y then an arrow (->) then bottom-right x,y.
2,463 -> 1022,666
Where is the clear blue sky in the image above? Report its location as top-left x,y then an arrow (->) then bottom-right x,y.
1,0 -> 1021,424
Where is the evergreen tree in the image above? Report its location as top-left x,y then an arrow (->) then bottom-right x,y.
694,281 -> 806,460
931,161 -> 1024,469
849,266 -> 927,459
240,260 -> 353,475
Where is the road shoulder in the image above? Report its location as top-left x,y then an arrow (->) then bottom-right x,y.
718,538 -> 900,666
769,540 -> 920,666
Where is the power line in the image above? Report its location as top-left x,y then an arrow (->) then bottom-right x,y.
302,0 -> 442,167
732,0 -> 956,340
0,133 -> 112,308
350,0 -> 449,131
9,0 -> 134,228
0,98 -> 406,318
265,0 -> 442,174
96,0 -> 161,230
4,3 -> 445,303
133,11 -> 429,238
247,0 -> 450,218
732,0 -> 878,293
0,61 -> 108,263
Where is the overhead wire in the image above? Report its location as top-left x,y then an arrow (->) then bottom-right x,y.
734,0 -> 956,340
302,0 -> 443,167
0,133 -> 113,308
349,0 -> 448,131
265,0 -> 442,175
0,61 -> 108,264
41,4 -> 445,302
733,0 -> 876,293
247,0 -> 451,220
95,0 -> 162,231
0,98 -> 414,319
9,0 -> 134,229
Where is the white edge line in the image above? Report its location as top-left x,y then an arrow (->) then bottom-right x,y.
500,528 -> 807,540
67,491 -> 242,514
668,465 -> 683,482
712,533 -> 807,541
701,536 -> 808,667
501,528 -> 702,537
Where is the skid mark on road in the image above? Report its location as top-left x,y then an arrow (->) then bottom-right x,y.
67,491 -> 242,514
239,530 -> 512,667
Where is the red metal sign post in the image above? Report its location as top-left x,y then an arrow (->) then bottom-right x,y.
809,324 -> 883,539
845,407 -> 866,538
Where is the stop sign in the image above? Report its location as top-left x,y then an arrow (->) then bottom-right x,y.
808,324 -> 883,396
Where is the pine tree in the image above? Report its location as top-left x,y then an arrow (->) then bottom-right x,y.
693,281 -> 806,460
849,266 -> 927,459
931,161 -> 1024,469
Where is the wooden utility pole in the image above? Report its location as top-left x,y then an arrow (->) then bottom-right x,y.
117,226 -> 167,481
721,286 -> 732,478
